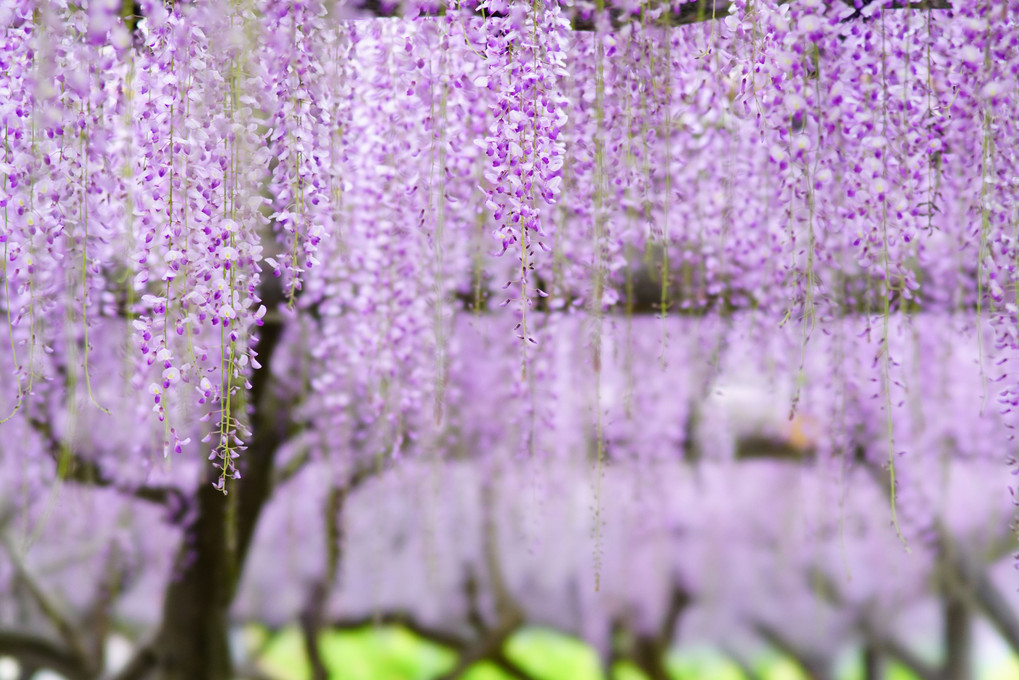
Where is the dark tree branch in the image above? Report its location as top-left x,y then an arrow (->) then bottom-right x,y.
330,613 -> 536,680
434,620 -> 520,680
841,0 -> 952,22
271,445 -> 314,489
104,638 -> 159,680
24,415 -> 190,522
480,481 -> 524,628
300,582 -> 331,680
809,568 -> 943,680
434,567 -> 522,680
356,0 -> 952,29
80,542 -> 132,671
233,663 -> 288,680
299,489 -> 345,680
859,460 -> 1019,658
624,584 -> 692,680
299,461 -> 384,680
463,570 -> 488,637
942,590 -> 971,680
16,663 -> 39,680
753,621 -> 835,680
331,613 -> 470,650
861,645 -> 882,680
720,645 -> 767,680
0,535 -> 95,675
431,479 -> 524,680
942,539 -> 1019,656
866,634 -> 943,680
489,650 -> 542,680
0,630 -> 91,680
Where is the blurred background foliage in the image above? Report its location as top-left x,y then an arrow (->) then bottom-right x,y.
247,625 -> 1019,680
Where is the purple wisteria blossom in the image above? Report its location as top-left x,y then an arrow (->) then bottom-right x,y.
1,2 -> 1018,679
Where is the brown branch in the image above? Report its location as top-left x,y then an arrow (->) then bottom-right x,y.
753,620 -> 835,680
463,570 -> 487,636
624,584 -> 692,680
480,480 -> 524,627
841,0 -> 952,22
490,650 -> 542,680
229,280 -> 294,580
80,541 -> 131,670
941,591 -> 971,680
299,460 -> 387,680
859,460 -> 1019,658
271,446 -> 313,489
809,568 -> 943,680
659,583 -> 692,645
861,644 -> 882,680
944,541 -> 1019,656
435,620 -> 520,680
720,645 -> 767,680
432,479 -> 524,680
300,583 -> 330,680
233,663 -> 289,680
103,638 -> 158,680
431,567 -> 522,679
330,613 -> 470,650
983,525 -> 1019,565
0,630 -> 91,680
24,415 -> 190,521
329,612 -> 540,680
866,634 -> 943,680
0,534 -> 95,675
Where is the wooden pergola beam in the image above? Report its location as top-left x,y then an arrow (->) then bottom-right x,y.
355,0 -> 953,29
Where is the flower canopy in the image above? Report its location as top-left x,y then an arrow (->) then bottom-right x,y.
1,1 -> 1018,678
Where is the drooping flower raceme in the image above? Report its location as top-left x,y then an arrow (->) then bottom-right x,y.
477,0 -> 570,344
1,0 -> 1017,504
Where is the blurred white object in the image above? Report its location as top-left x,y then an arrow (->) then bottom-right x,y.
0,658 -> 19,680
697,373 -> 815,460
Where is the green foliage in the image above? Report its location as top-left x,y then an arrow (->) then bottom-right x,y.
504,628 -> 604,679
665,648 -> 749,680
250,625 -> 1019,680
318,627 -> 455,680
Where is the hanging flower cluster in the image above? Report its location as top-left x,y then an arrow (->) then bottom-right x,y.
7,5 -> 1019,673
259,0 -> 331,303
1,0 -> 46,420
1,0 -> 1017,507
125,1 -> 267,483
298,19 -> 450,475
477,0 -> 570,341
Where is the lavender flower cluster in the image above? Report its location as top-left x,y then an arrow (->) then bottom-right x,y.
1,0 -> 1017,496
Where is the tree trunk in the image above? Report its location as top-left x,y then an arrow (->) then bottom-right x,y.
151,483 -> 234,680
862,644 -> 882,680
943,593 -> 971,680
632,637 -> 671,680
143,283 -> 289,680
